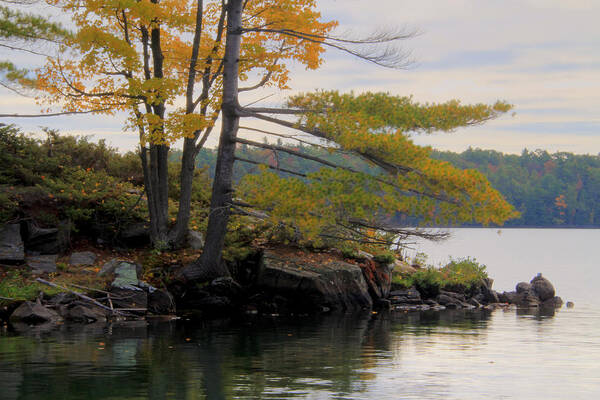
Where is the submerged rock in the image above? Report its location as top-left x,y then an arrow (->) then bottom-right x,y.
257,250 -> 372,312
0,224 -> 25,263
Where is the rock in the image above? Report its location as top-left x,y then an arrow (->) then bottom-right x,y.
187,230 -> 204,250
436,294 -> 460,307
148,289 -> 176,314
360,260 -> 393,301
478,278 -> 499,304
111,262 -> 140,289
46,292 -> 77,306
110,287 -> 147,313
530,274 -> 555,301
9,300 -> 60,324
24,221 -> 70,254
389,287 -> 422,305
99,259 -> 142,277
118,223 -> 150,247
566,301 -> 574,308
195,296 -> 233,313
0,224 -> 25,263
66,305 -> 107,323
207,277 -> 244,301
513,291 -> 541,307
542,296 -> 563,308
26,254 -> 58,273
468,297 -> 482,308
257,250 -> 372,312
499,291 -> 518,304
69,251 -> 97,266
516,282 -> 532,294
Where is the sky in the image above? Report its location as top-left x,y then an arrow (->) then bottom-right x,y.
1,0 -> 599,154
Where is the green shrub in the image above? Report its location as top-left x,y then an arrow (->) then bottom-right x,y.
392,257 -> 488,298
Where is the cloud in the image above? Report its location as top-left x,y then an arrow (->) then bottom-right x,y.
1,0 -> 599,155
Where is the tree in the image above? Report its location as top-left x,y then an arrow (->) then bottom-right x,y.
0,1 -> 69,98
180,0 -> 518,281
22,0 -> 337,249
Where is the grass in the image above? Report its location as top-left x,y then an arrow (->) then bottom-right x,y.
0,269 -> 63,303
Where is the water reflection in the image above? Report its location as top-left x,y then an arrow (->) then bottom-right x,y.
0,310 -> 504,400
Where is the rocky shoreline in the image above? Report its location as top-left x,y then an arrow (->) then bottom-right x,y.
1,243 -> 566,329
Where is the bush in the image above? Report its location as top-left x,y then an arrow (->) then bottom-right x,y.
392,257 -> 488,298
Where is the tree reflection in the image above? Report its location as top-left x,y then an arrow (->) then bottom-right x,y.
0,309 -> 513,399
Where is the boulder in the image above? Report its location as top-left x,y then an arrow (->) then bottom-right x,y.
148,289 -> 176,314
530,274 -> 555,301
257,250 -> 372,312
9,300 -> 60,324
111,262 -> 140,289
26,254 -> 58,273
69,251 -> 97,266
118,223 -> 150,247
66,305 -> 108,323
109,287 -> 147,313
187,230 -> 205,250
389,287 -> 422,305
513,291 -> 541,307
360,260 -> 394,301
24,221 -> 69,254
479,278 -> 499,304
516,282 -> 532,294
99,259 -> 142,277
0,224 -> 25,263
542,296 -> 563,308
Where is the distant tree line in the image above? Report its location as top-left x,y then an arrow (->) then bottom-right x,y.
172,144 -> 600,228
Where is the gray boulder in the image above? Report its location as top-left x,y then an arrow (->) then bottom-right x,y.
542,296 -> 563,308
0,224 -> 24,263
530,274 -> 555,301
26,254 -> 58,273
66,305 -> 108,323
258,250 -> 372,312
24,221 -> 70,254
99,259 -> 142,277
119,223 -> 150,247
69,251 -> 97,266
148,289 -> 176,314
10,301 -> 61,324
516,282 -> 532,293
111,262 -> 141,289
389,287 -> 422,305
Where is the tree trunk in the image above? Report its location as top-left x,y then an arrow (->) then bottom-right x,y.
181,0 -> 243,281
169,137 -> 197,246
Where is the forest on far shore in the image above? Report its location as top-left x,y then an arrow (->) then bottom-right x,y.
177,144 -> 600,228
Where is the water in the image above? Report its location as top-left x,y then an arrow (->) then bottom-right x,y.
1,229 -> 599,399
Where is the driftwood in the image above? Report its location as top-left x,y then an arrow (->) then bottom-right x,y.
0,296 -> 17,301
35,278 -> 128,316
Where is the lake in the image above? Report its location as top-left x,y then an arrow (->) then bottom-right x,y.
1,229 -> 599,399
